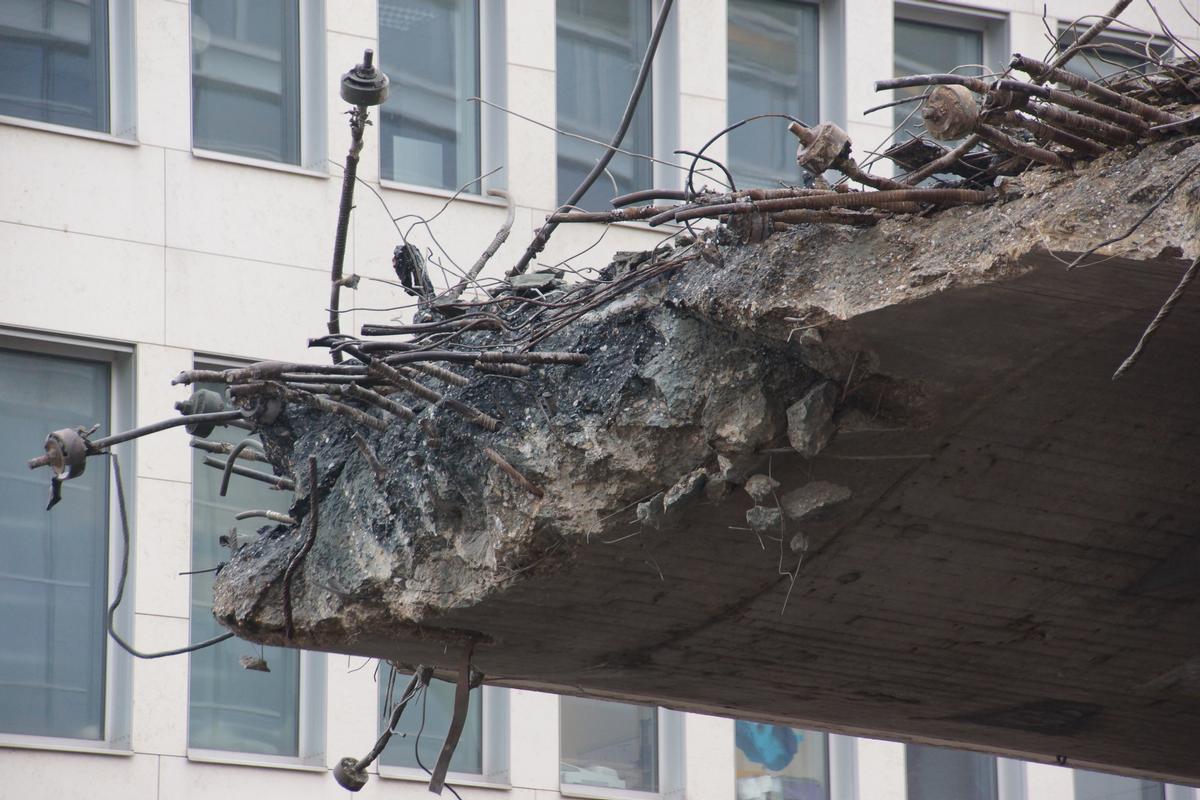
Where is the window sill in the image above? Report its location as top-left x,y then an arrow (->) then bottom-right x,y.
0,733 -> 133,757
560,784 -> 661,800
379,178 -> 509,208
186,748 -> 327,773
0,114 -> 137,147
378,765 -> 510,790
191,147 -> 329,179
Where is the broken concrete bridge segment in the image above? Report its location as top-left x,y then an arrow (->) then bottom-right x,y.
212,137 -> 1200,785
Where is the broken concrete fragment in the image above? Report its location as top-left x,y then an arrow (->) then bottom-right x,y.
786,381 -> 838,457
746,506 -> 783,532
663,469 -> 707,517
780,481 -> 852,521
744,474 -> 781,503
509,271 -> 564,292
636,492 -> 666,530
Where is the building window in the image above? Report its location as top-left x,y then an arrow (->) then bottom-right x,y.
727,0 -> 819,189
0,348 -> 111,741
561,697 -> 659,794
0,0 -> 134,136
1075,770 -> 1166,800
378,0 -> 481,191
1055,26 -> 1170,83
377,673 -> 483,774
735,722 -> 829,800
893,16 -> 984,141
187,380 -> 320,759
906,744 -> 997,800
556,0 -> 656,210
191,0 -> 313,165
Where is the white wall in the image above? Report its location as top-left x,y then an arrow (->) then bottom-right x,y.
1,1 -> 1197,798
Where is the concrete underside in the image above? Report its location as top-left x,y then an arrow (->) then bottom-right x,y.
213,139 -> 1200,784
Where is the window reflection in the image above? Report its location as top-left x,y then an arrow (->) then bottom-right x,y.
735,722 -> 829,800
561,697 -> 658,792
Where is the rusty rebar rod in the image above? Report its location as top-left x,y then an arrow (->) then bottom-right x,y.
1009,53 -> 1180,124
201,456 -> 294,492
874,74 -> 991,94
444,188 -> 516,302
611,188 -> 691,207
190,438 -> 272,463
999,111 -> 1107,157
344,383 -> 415,422
484,447 -> 545,498
328,107 -> 369,365
548,205 -> 678,224
1022,100 -> 1137,145
1050,0 -> 1135,71
975,124 -> 1065,167
993,79 -> 1148,133
671,188 -> 990,222
285,386 -> 389,432
906,134 -> 983,183
368,361 -> 500,431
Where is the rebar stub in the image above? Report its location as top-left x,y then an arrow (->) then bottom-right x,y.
333,756 -> 369,792
44,428 -> 87,481
796,122 -> 851,175
340,49 -> 390,107
174,389 -> 228,437
922,84 -> 979,141
728,210 -> 774,244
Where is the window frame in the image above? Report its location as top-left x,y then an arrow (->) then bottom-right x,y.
725,0 -> 822,189
376,680 -> 511,787
558,699 -> 684,800
894,1 -> 1008,75
552,0 -> 680,207
0,328 -> 134,755
183,355 -> 326,771
0,0 -> 137,143
188,0 -> 327,173
375,0 -> 508,197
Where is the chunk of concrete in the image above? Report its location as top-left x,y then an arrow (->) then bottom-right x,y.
746,506 -> 783,532
663,469 -> 708,517
781,481 -> 852,521
787,381 -> 839,457
744,474 -> 781,504
637,493 -> 666,529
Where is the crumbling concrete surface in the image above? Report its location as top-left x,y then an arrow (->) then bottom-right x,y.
213,137 -> 1200,784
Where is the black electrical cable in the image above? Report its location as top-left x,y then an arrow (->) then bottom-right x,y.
108,452 -> 235,659
510,0 -> 677,276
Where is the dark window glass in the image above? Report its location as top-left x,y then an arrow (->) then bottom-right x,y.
556,0 -> 653,210
188,383 -> 300,755
379,0 -> 481,190
735,722 -> 829,800
561,697 -> 657,792
1056,27 -> 1170,83
0,348 -> 110,740
0,0 -> 110,131
377,672 -> 483,773
906,743 -> 998,800
1075,769 -> 1166,800
893,18 -> 983,141
191,0 -> 301,164
727,0 -> 819,188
